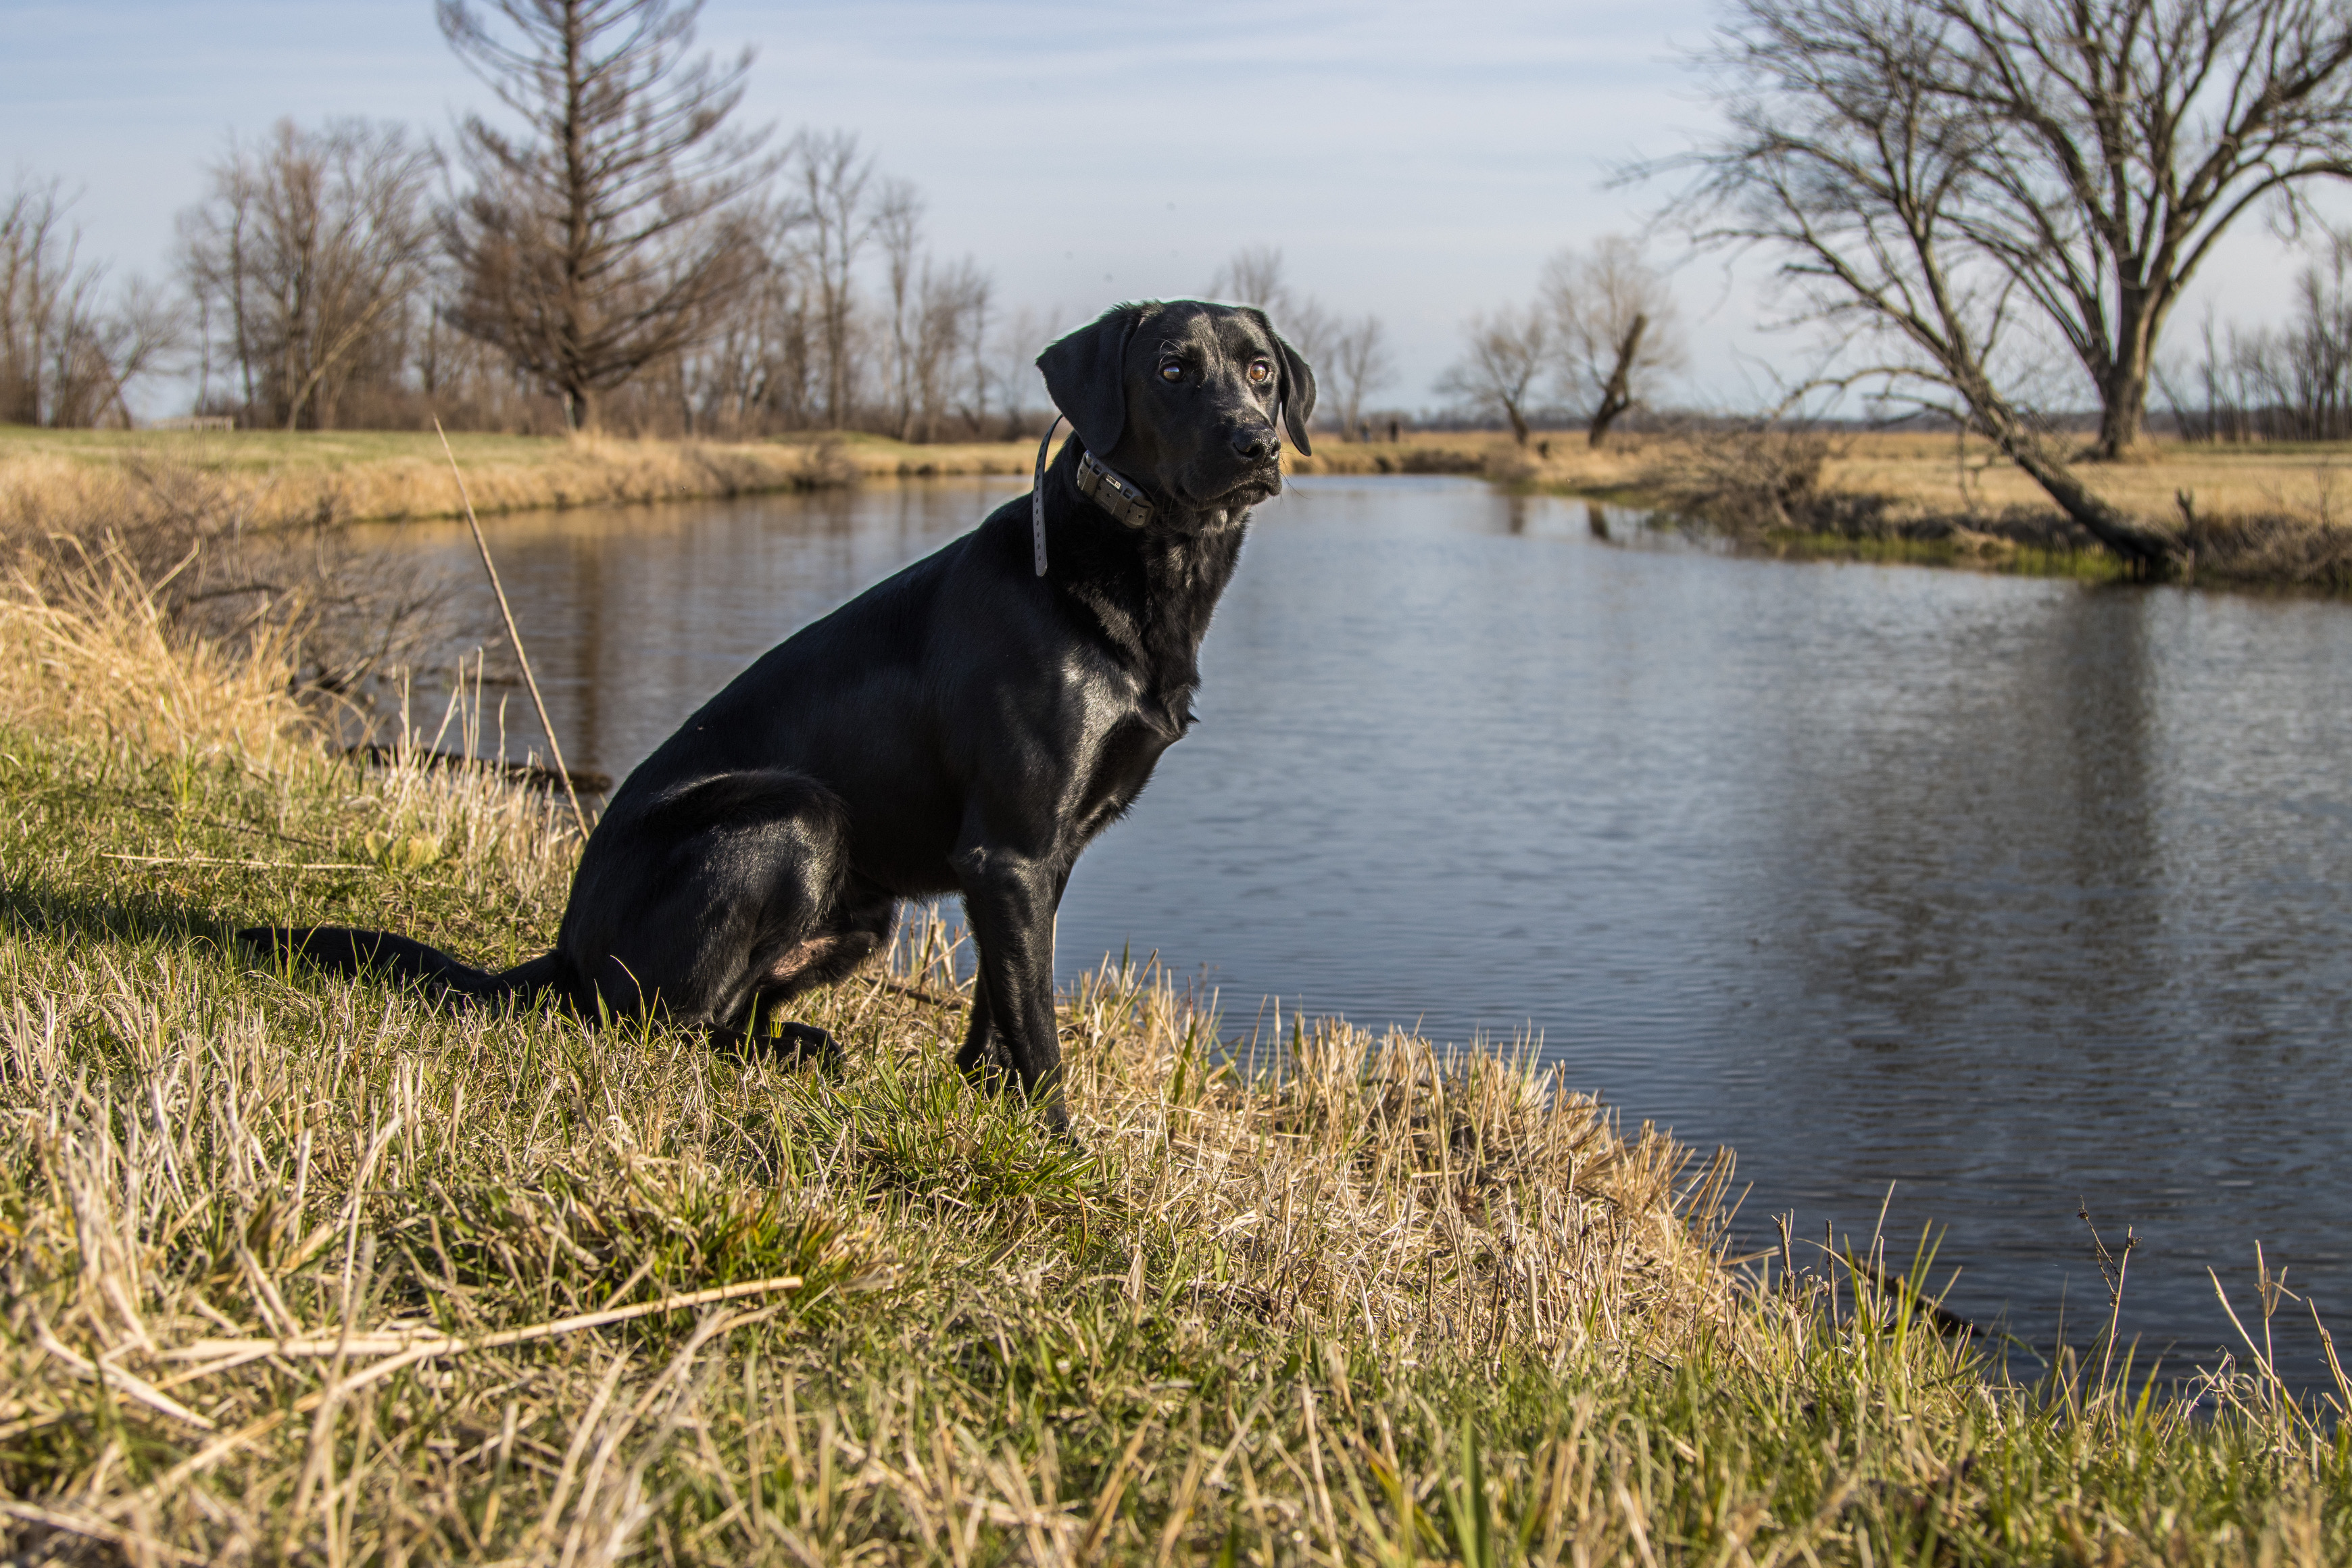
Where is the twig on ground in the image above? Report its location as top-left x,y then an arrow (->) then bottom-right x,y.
102,852 -> 374,872
158,1274 -> 808,1388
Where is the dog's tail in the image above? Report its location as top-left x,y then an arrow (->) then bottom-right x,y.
238,925 -> 567,1006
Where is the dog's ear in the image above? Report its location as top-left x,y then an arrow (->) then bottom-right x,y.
1243,308 -> 1318,457
1037,305 -> 1142,457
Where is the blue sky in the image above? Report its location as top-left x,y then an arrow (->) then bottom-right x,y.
0,0 -> 2324,415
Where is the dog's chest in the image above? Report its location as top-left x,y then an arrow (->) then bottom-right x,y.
1071,708 -> 1183,839
1059,527 -> 1229,840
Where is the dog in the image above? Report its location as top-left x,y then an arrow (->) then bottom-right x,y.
243,300 -> 1313,1135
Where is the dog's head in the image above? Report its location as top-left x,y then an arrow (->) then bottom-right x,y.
1038,300 -> 1317,518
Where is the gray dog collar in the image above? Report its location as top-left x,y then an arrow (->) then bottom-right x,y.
1030,416 -> 1155,576
1073,449 -> 1154,530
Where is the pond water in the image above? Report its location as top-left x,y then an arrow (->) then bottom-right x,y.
354,474 -> 2352,1392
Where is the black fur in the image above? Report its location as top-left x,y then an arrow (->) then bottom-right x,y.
243,300 -> 1316,1133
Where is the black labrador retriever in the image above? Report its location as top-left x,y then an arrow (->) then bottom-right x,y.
245,299 -> 1314,1134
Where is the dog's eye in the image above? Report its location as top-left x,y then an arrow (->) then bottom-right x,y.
1159,362 -> 1185,383
1247,360 -> 1274,386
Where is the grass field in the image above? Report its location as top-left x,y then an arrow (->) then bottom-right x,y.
0,426 -> 1044,533
1300,428 -> 2352,529
9,422 -> 2349,562
1803,431 -> 2352,529
2,531 -> 2350,1561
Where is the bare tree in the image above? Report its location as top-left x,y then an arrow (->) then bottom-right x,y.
1204,246 -> 1331,353
684,206 -> 820,433
1542,237 -> 1684,445
987,304 -> 1053,437
908,256 -> 990,441
953,274 -> 995,435
875,179 -> 924,439
179,121 -> 435,430
1325,314 -> 1395,439
2160,229 -> 2352,441
73,279 -> 183,427
1666,0 -> 2352,568
1,180 -> 84,425
4,180 -> 182,428
796,130 -> 881,428
1436,305 -> 1552,445
1205,245 -> 1292,316
438,0 -> 779,431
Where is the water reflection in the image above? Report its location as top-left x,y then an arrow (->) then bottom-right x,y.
355,475 -> 2352,1390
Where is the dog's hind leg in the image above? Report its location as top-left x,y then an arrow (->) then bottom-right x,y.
730,883 -> 896,1068
570,769 -> 873,1044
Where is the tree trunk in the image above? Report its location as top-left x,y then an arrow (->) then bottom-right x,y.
1995,425 -> 2176,570
2091,362 -> 2149,460
1506,403 -> 1529,446
2088,285 -> 2163,460
1947,362 -> 2177,572
1586,313 -> 1646,447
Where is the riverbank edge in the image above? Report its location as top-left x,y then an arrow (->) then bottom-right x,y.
6,426 -> 2350,591
1,538 -> 2347,1563
1302,428 -> 2352,589
0,427 -> 1045,531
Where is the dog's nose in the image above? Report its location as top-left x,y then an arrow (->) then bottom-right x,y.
1229,424 -> 1277,462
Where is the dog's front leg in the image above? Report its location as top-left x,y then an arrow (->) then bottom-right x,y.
954,968 -> 1014,1079
952,848 -> 1069,1137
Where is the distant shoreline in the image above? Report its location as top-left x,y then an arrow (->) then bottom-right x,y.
5,422 -> 2347,587
0,426 -> 1039,530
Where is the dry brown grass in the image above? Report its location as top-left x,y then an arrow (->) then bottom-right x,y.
0,552 -> 315,768
0,428 -> 1048,533
1812,431 -> 2352,526
0,910 -> 1739,1561
1286,431 -> 1658,493
0,552 -> 1757,1563
1623,430 -> 2352,586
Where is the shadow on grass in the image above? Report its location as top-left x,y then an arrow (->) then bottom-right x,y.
0,860 -> 251,957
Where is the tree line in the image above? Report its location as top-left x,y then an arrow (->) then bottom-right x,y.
17,0 -> 2352,512
9,0 -> 1058,439
2159,233 -> 2352,444
2,0 -> 1415,444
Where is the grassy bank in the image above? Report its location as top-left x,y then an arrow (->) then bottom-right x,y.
1621,431 -> 2352,589
3,541 -> 2351,1563
12,424 -> 2352,589
1294,426 -> 2352,587
0,426 -> 1044,531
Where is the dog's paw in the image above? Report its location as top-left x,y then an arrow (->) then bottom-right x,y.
746,1020 -> 843,1071
1042,1097 -> 1083,1151
954,1034 -> 1016,1082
